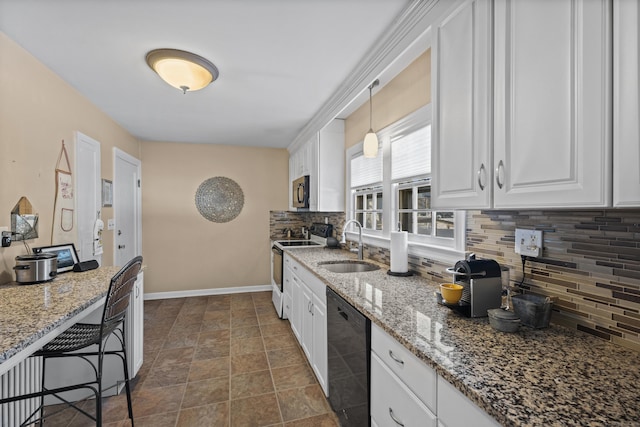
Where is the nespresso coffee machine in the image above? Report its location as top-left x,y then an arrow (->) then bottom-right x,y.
445,254 -> 502,317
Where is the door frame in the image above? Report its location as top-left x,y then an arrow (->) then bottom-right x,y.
113,148 -> 142,263
74,131 -> 101,263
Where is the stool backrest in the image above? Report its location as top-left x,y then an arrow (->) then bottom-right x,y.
102,256 -> 143,332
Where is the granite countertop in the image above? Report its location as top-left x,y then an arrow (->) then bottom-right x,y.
0,266 -> 121,367
286,247 -> 640,427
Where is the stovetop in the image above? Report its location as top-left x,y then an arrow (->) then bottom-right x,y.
277,240 -> 321,247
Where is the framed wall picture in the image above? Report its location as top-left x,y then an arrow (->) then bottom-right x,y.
33,243 -> 79,273
102,179 -> 113,207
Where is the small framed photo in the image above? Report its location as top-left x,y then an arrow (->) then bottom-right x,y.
102,179 -> 113,207
33,243 -> 79,273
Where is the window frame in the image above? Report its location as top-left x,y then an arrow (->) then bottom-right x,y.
346,104 -> 466,263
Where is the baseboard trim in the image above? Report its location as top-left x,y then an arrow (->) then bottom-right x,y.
144,284 -> 272,300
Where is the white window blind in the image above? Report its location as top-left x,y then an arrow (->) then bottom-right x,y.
391,125 -> 431,180
351,150 -> 383,188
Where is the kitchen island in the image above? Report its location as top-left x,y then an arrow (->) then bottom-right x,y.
0,266 -> 121,375
287,247 -> 640,427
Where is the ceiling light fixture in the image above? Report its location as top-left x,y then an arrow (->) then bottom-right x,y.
146,48 -> 219,94
363,79 -> 380,158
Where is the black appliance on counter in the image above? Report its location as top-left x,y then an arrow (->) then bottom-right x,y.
444,255 -> 502,317
326,287 -> 371,426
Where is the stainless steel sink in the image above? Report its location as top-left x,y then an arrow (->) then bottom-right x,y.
319,261 -> 380,273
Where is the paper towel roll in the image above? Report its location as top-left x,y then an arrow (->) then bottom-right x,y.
390,231 -> 408,273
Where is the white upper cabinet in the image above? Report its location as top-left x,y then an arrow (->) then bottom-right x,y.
289,119 -> 345,212
613,0 -> 640,206
432,0 -> 493,209
433,0 -> 614,210
493,0 -> 612,208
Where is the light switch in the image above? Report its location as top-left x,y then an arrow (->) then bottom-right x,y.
107,219 -> 115,230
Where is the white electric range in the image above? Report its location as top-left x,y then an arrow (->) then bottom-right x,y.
270,223 -> 333,318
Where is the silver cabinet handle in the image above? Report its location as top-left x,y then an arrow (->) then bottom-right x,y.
388,408 -> 405,427
308,301 -> 311,313
477,163 -> 486,191
495,160 -> 505,189
388,350 -> 404,366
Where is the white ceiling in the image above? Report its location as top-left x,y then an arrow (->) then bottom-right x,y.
0,0 -> 415,149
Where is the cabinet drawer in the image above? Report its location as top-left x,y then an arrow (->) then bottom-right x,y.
371,323 -> 437,413
371,352 -> 437,427
437,376 -> 500,427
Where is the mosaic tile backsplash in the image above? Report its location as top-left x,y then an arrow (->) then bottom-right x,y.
270,209 -> 640,351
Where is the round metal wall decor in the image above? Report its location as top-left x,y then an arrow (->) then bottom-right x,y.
195,177 -> 244,223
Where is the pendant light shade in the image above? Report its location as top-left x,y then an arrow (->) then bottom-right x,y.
363,79 -> 380,158
363,131 -> 379,158
146,49 -> 219,94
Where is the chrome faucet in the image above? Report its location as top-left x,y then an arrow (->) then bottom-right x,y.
341,219 -> 364,260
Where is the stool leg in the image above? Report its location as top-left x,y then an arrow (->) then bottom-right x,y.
121,331 -> 135,425
97,351 -> 104,427
38,356 -> 46,427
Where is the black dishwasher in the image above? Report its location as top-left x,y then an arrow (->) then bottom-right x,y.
326,287 -> 371,427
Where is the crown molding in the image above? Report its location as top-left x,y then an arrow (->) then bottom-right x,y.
287,0 -> 447,153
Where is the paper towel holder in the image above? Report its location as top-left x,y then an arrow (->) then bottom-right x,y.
387,269 -> 413,277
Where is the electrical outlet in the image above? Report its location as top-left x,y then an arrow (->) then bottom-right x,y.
515,228 -> 543,257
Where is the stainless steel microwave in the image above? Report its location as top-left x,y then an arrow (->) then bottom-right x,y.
292,175 -> 309,209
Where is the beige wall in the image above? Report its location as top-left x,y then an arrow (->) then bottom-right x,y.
0,32 -> 140,284
140,141 -> 289,294
345,49 -> 431,149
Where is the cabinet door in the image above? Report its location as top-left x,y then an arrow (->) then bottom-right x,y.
437,376 -> 500,427
126,271 -> 144,377
613,0 -> 640,206
494,0 -> 611,208
432,0 -> 493,209
300,284 -> 314,361
310,294 -> 328,396
290,272 -> 303,342
315,120 -> 345,212
370,353 -> 437,427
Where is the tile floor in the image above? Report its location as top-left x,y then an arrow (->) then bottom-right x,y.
42,292 -> 340,427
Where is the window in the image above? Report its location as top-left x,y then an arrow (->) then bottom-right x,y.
346,104 -> 465,260
350,147 -> 383,233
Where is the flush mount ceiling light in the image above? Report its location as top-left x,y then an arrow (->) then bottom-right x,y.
363,79 -> 380,158
146,48 -> 219,94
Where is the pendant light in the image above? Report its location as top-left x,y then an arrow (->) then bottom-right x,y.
146,48 -> 219,94
363,79 -> 380,158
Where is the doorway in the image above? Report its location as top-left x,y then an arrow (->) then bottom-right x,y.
113,148 -> 142,266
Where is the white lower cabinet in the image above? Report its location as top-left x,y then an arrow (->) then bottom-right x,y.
286,254 -> 328,395
125,271 -> 144,377
372,323 -> 500,427
371,323 -> 437,426
437,376 -> 500,427
371,353 -> 437,427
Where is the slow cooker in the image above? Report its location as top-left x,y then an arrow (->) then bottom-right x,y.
14,253 -> 58,284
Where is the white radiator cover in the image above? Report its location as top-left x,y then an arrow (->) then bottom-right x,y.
1,356 -> 43,426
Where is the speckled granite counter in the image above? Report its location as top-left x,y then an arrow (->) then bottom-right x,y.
0,266 -> 121,374
287,248 -> 640,427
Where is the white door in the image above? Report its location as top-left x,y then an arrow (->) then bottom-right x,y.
114,148 -> 142,267
493,0 -> 611,208
75,132 -> 101,264
431,0 -> 493,210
